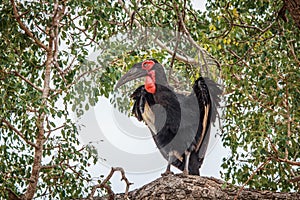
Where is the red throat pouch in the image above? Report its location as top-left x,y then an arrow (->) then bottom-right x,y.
145,70 -> 156,94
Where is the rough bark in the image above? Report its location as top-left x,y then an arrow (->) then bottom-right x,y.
284,0 -> 300,29
110,174 -> 300,200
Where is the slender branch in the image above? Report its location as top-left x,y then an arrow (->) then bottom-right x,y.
231,22 -> 264,32
12,71 -> 43,92
169,25 -> 181,77
290,175 -> 300,183
227,48 -> 250,68
45,124 -> 65,134
2,118 -> 38,148
266,137 -> 300,166
174,1 -> 220,72
234,158 -> 271,200
118,0 -> 197,64
71,21 -> 100,46
88,167 -> 132,200
286,39 -> 300,66
63,56 -> 77,75
53,17 -> 67,83
154,38 -> 197,64
226,18 -> 276,65
266,136 -> 279,155
175,2 -> 200,51
51,66 -> 102,97
273,157 -> 300,166
10,0 -> 49,51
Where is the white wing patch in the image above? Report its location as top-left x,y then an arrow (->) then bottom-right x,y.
142,101 -> 157,134
195,103 -> 210,152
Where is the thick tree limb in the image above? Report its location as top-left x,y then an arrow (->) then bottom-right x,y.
22,0 -> 66,198
115,174 -> 300,199
284,0 -> 300,29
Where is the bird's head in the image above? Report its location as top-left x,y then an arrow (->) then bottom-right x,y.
115,59 -> 168,94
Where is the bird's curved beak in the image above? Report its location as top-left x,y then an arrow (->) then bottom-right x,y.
115,63 -> 147,90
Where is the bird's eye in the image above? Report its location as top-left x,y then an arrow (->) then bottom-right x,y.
142,60 -> 155,70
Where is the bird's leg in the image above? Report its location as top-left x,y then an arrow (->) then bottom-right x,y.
183,150 -> 191,176
161,153 -> 174,176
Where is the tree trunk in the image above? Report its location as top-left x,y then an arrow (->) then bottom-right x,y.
112,174 -> 300,200
284,0 -> 300,29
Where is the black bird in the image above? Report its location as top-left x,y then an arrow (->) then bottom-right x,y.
115,59 -> 222,175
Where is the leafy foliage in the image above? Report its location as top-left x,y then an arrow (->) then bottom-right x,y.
206,0 -> 300,191
0,0 -> 299,198
0,0 -> 119,198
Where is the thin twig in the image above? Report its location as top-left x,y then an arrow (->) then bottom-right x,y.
118,0 -> 197,64
285,83 -> 291,160
174,1 -> 219,72
290,175 -> 300,183
234,158 -> 271,200
266,136 -> 279,155
286,39 -> 300,66
169,26 -> 181,78
227,48 -> 250,68
51,66 -> 102,97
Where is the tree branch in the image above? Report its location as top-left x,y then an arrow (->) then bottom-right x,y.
51,66 -> 103,97
1,118 -> 38,148
290,175 -> 300,183
174,1 -> 220,74
88,167 -> 132,200
24,0 -> 66,198
273,157 -> 300,166
116,174 -> 300,199
12,71 -> 43,92
234,158 -> 271,200
10,0 -> 49,51
117,0 -> 198,65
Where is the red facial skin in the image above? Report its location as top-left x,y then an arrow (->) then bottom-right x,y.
145,70 -> 156,93
142,60 -> 156,94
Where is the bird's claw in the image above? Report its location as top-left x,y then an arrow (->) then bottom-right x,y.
161,170 -> 174,176
183,169 -> 189,176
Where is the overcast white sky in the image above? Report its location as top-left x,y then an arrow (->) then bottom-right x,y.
78,0 -> 230,194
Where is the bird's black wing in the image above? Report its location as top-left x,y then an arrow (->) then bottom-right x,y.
192,77 -> 222,165
130,85 -> 181,161
173,77 -> 221,174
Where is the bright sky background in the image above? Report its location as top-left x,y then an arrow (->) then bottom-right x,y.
78,0 -> 230,194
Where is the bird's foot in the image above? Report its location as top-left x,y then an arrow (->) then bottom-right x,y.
183,169 -> 189,176
161,170 -> 174,176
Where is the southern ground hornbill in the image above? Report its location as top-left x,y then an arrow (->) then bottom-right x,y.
115,59 -> 222,175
